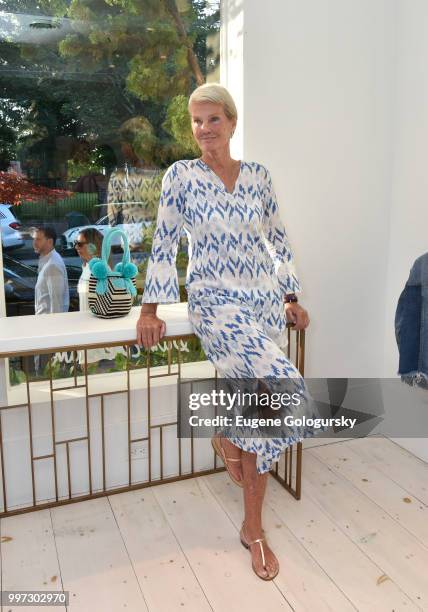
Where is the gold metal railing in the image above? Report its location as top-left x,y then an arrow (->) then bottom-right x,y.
0,326 -> 304,517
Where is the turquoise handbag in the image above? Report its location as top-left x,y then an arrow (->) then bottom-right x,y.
87,228 -> 138,318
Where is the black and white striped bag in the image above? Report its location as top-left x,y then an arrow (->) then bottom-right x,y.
87,228 -> 138,319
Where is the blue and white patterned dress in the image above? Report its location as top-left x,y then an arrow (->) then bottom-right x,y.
142,158 -> 321,473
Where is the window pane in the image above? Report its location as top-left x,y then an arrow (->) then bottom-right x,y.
0,0 -> 220,375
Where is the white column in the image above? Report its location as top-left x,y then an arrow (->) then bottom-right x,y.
220,0 -> 244,161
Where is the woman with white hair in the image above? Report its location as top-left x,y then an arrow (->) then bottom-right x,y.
136,83 -> 313,581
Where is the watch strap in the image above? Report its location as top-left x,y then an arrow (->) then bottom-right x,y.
284,294 -> 298,303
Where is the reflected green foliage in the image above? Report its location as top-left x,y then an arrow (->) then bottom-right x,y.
9,366 -> 26,385
9,335 -> 207,385
18,192 -> 98,221
163,94 -> 199,156
0,0 -> 220,173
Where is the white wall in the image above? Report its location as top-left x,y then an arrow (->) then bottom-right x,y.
382,1 -> 428,459
224,0 -> 396,378
222,0 -> 428,458
221,0 -> 244,161
383,0 -> 428,377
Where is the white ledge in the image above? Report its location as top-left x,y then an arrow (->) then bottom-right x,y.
0,304 -> 193,355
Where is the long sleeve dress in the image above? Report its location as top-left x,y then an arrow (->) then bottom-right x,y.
142,158 -> 323,473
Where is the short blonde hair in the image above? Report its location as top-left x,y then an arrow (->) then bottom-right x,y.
188,83 -> 238,121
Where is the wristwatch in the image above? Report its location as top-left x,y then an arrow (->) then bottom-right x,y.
284,294 -> 298,303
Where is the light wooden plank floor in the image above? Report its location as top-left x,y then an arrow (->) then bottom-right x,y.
1,436 -> 427,611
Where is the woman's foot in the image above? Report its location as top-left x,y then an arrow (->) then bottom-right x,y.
240,522 -> 279,580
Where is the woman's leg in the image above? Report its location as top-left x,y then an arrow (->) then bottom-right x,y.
220,437 -> 243,483
241,449 -> 279,578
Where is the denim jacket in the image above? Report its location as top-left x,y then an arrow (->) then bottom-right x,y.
395,252 -> 428,388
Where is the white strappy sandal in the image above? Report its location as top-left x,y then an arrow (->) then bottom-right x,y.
240,522 -> 279,581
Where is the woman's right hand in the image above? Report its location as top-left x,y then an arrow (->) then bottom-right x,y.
136,312 -> 166,349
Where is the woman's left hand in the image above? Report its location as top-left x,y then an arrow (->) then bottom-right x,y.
284,302 -> 310,330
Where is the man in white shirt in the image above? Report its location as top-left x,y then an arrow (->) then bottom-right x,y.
33,226 -> 69,314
